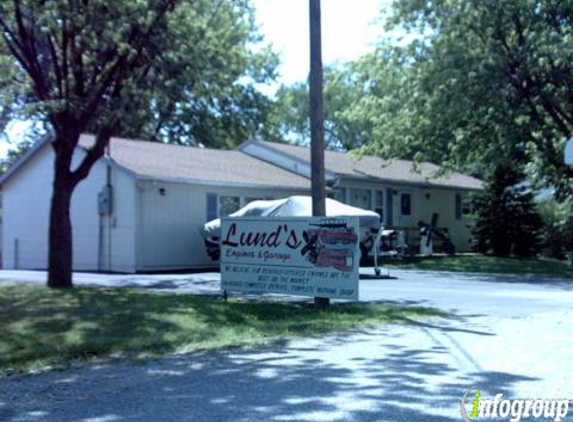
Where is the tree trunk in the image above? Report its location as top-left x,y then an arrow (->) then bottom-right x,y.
45,127 -> 111,288
47,161 -> 75,288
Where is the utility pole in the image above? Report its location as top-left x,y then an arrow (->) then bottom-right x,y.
309,0 -> 329,308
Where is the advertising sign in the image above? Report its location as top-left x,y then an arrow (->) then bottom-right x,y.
220,217 -> 360,300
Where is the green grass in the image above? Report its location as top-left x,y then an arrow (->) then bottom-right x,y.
386,255 -> 573,278
0,283 -> 446,376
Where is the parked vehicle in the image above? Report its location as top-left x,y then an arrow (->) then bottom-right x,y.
202,196 -> 381,263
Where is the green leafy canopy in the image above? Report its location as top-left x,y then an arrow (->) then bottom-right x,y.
269,0 -> 573,198
0,0 -> 279,149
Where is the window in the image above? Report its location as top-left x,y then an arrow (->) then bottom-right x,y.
219,196 -> 240,217
386,189 -> 394,225
206,193 -> 218,221
456,193 -> 474,219
374,190 -> 384,220
455,193 -> 462,220
400,193 -> 411,216
349,188 -> 371,210
462,195 -> 473,216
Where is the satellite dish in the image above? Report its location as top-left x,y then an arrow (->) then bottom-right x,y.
566,138 -> 573,165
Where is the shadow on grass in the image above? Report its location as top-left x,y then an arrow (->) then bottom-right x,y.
0,283 -> 446,376
0,319 -> 539,422
0,284 -> 545,422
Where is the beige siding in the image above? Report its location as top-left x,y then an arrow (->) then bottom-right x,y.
338,180 -> 475,252
136,181 -> 307,270
415,188 -> 475,252
2,145 -> 52,270
2,144 -> 137,272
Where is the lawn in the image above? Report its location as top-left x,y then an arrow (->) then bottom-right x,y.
386,255 -> 573,278
0,283 -> 446,376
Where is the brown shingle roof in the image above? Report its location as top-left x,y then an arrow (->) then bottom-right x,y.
78,135 -> 310,190
257,141 -> 483,190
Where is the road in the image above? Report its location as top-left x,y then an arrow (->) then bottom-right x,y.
1,268 -> 572,421
2,267 -> 572,316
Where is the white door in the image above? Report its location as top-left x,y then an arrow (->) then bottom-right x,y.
139,184 -> 195,269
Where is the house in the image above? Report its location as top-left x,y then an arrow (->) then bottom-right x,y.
0,135 -> 310,272
239,140 -> 482,251
0,134 -> 482,273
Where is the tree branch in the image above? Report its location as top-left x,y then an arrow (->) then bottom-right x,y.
46,33 -> 63,98
61,16 -> 71,99
80,0 -> 180,124
12,0 -> 52,100
71,123 -> 117,185
1,33 -> 32,75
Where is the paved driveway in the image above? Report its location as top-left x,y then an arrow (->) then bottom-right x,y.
1,268 -> 572,422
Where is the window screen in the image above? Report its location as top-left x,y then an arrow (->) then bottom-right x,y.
219,196 -> 241,217
206,193 -> 218,221
349,188 -> 371,210
455,193 -> 462,220
462,195 -> 473,216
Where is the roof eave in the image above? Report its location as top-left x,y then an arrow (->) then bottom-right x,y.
134,175 -> 312,191
336,173 -> 483,191
249,140 -> 483,190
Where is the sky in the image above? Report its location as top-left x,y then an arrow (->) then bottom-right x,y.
252,0 -> 390,85
2,0 -> 391,157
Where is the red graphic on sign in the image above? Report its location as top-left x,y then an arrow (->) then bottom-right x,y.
300,220 -> 358,272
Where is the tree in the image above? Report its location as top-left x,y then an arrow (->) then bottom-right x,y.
1,136 -> 35,175
473,163 -> 543,257
537,197 -> 573,260
114,2 -> 279,148
267,66 -> 369,150
343,0 -> 573,193
338,47 -> 426,161
0,0 -> 276,287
